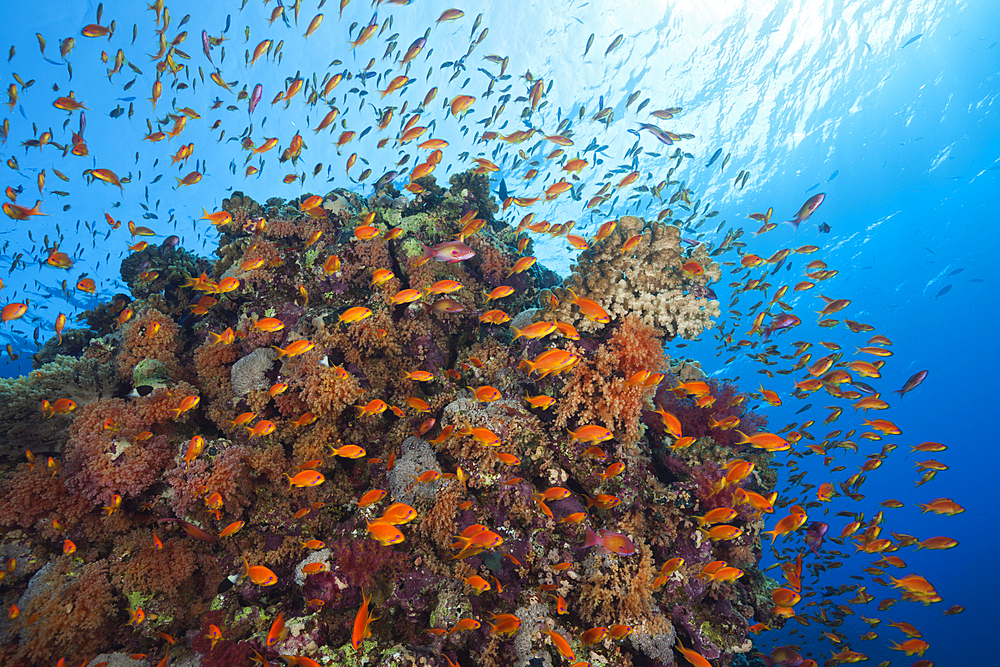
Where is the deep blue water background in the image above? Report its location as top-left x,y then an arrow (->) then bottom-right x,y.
1,1 -> 997,664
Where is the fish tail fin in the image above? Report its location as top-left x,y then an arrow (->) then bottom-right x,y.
734,429 -> 751,444
416,243 -> 435,267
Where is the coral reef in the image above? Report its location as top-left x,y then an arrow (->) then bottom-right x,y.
0,183 -> 776,667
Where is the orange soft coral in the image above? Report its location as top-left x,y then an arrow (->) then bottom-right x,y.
115,309 -> 186,382
555,315 -> 666,445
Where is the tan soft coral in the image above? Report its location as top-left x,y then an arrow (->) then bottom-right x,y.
576,535 -> 657,626
2,559 -> 117,666
193,339 -> 242,431
555,315 -> 666,445
293,349 -> 364,419
552,215 -> 721,339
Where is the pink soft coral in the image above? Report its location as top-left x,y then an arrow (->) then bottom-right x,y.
645,379 -> 767,450
62,386 -> 197,506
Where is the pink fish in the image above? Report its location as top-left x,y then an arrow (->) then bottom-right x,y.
417,240 -> 475,266
786,193 -> 825,229
583,527 -> 636,556
202,30 -> 212,64
762,314 -> 801,341
249,84 -> 263,117
425,299 -> 464,313
805,521 -> 828,555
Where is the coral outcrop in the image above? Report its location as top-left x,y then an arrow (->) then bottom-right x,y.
0,181 -> 775,667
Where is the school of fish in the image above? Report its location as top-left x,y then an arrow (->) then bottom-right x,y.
0,2 -> 959,667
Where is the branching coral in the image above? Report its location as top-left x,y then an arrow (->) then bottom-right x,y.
552,215 -> 721,339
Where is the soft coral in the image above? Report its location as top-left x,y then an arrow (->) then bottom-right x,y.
644,378 -> 768,450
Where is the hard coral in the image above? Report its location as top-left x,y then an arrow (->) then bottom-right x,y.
0,353 -> 119,460
553,215 -> 721,338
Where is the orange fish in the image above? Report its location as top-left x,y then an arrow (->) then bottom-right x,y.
240,557 -> 277,586
566,288 -> 610,323
205,624 -> 222,650
267,612 -> 285,647
366,520 -> 404,546
252,317 -> 285,332
461,574 -> 490,595
506,256 -> 537,276
218,521 -> 245,538
356,399 -> 388,417
1,303 -> 27,323
735,430 -> 789,452
300,540 -> 326,550
272,340 -> 315,358
486,613 -> 521,636
540,623 -> 575,661
285,470 -> 325,489
301,562 -> 329,575
889,638 -> 930,657
172,395 -> 200,419
336,306 -> 372,324
246,420 -> 276,439
763,510 -> 808,543
287,412 -> 318,430
675,639 -> 713,667
330,443 -> 366,459
567,424 -> 613,444
358,489 -> 387,507
379,503 -> 417,525
352,589 -> 380,650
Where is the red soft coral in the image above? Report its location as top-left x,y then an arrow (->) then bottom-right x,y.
62,388 -> 197,506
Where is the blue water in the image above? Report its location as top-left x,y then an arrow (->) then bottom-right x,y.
2,0 -> 997,664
